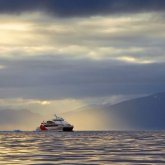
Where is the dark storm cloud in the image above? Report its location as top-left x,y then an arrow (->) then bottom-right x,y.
0,56 -> 165,99
0,0 -> 165,17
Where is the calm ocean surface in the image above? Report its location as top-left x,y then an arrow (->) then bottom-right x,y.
0,131 -> 165,165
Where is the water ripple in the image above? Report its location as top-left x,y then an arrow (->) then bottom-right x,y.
0,131 -> 165,164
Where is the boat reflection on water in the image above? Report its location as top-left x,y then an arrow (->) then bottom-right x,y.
36,114 -> 74,132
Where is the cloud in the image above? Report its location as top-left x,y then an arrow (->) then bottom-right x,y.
0,56 -> 165,100
0,97 -> 86,115
0,0 -> 165,111
1,12 -> 165,63
0,0 -> 165,17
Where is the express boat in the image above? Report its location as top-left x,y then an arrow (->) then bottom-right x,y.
36,115 -> 74,131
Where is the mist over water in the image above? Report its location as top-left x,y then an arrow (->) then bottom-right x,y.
0,131 -> 165,165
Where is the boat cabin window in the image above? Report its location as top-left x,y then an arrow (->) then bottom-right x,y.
47,121 -> 54,124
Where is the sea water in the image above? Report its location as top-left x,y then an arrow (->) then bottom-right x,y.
0,131 -> 165,165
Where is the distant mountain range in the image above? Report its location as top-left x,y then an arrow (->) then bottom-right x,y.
0,92 -> 165,131
64,92 -> 165,130
0,109 -> 43,131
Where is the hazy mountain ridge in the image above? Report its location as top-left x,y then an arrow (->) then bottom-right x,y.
106,92 -> 165,130
0,92 -> 165,131
0,109 -> 43,130
64,92 -> 165,130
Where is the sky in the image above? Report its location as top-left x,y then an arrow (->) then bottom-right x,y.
0,0 -> 165,129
